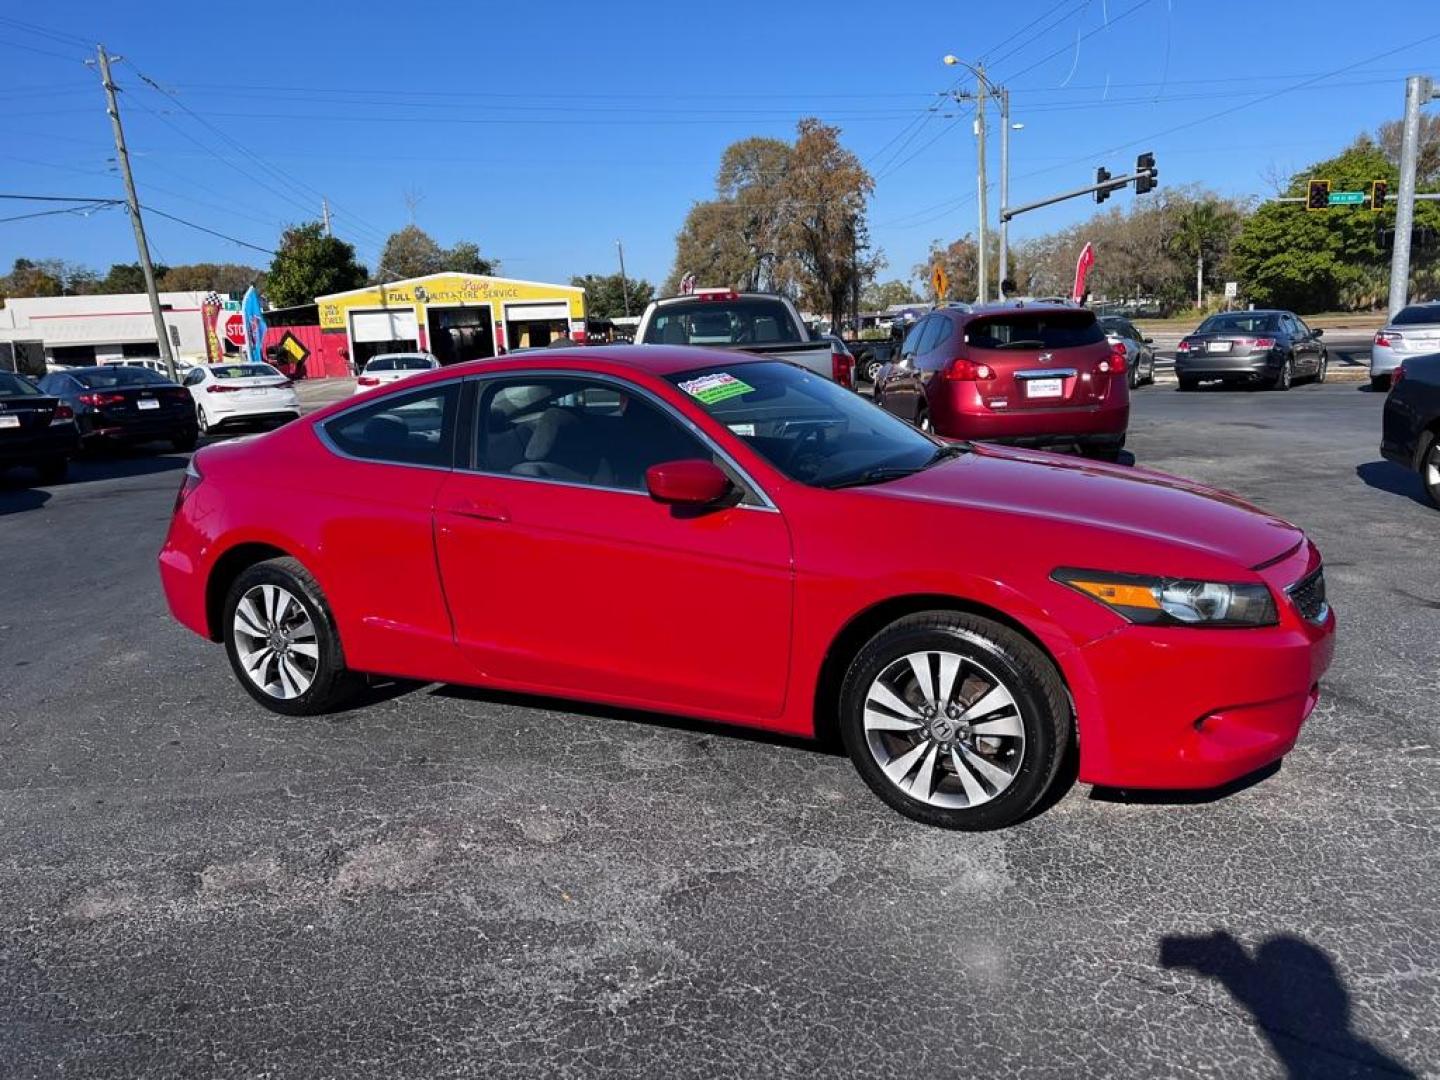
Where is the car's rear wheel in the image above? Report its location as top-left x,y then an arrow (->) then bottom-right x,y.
1314,351 -> 1328,384
172,429 -> 198,452
196,404 -> 210,435
865,359 -> 883,383
838,612 -> 1072,830
1371,375 -> 1390,393
1269,357 -> 1293,391
1178,377 -> 1199,392
1423,437 -> 1440,509
223,557 -> 360,716
916,407 -> 933,434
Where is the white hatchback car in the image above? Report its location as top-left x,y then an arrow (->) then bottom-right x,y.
184,362 -> 301,435
354,352 -> 440,394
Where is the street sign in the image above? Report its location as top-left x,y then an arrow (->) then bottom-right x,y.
931,263 -> 950,300
221,311 -> 246,348
1328,191 -> 1366,206
1224,281 -> 1238,299
276,330 -> 311,370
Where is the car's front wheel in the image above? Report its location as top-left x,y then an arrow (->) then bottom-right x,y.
223,557 -> 360,716
839,612 -> 1073,830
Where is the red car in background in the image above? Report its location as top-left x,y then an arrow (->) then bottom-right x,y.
159,346 -> 1333,830
875,302 -> 1130,461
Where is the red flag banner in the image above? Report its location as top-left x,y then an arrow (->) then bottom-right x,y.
1072,242 -> 1095,304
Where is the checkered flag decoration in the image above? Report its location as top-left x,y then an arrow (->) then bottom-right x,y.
202,291 -> 222,308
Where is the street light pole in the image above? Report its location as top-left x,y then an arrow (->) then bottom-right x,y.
999,87 -> 1011,296
974,65 -> 989,304
1388,74 -> 1437,318
615,239 -> 631,318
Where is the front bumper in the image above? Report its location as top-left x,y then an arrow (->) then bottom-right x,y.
1068,543 -> 1335,789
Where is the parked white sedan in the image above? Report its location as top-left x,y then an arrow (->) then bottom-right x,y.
354,352 -> 440,394
184,362 -> 301,435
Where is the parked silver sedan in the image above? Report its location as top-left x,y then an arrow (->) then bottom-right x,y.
1097,315 -> 1156,388
1372,301 -> 1440,391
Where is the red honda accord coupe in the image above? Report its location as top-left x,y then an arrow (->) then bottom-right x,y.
159,346 -> 1335,830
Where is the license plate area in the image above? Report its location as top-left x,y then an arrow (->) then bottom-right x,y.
0,415 -> 19,428
137,398 -> 161,410
1023,378 -> 1064,399
1207,341 -> 1232,353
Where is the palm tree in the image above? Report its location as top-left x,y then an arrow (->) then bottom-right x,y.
1170,201 -> 1231,309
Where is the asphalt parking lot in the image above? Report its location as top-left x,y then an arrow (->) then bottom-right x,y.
1,379 -> 1436,1079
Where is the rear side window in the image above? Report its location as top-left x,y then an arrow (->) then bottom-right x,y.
323,383 -> 458,468
0,373 -> 40,396
1392,305 -> 1440,326
642,298 -> 804,346
965,312 -> 1104,350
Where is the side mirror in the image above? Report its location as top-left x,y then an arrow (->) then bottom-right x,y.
645,459 -> 733,507
1312,328 -> 1324,338
1143,336 -> 1154,345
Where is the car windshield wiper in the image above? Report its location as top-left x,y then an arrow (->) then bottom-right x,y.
925,443 -> 971,467
823,466 -> 924,489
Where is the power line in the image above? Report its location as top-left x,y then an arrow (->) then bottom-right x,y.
0,14 -> 92,48
981,0 -> 1089,66
0,202 -> 118,224
138,204 -> 279,256
995,0 -> 1158,84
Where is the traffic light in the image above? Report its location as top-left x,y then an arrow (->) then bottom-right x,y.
1306,179 -> 1330,211
1135,151 -> 1157,194
1371,180 -> 1387,211
1095,166 -> 1113,204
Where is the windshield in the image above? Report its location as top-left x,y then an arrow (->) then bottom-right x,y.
643,298 -> 805,347
69,367 -> 171,388
965,311 -> 1104,350
1392,305 -> 1440,327
367,356 -> 434,372
1197,313 -> 1280,335
0,372 -> 40,396
668,361 -> 944,488
212,364 -> 281,379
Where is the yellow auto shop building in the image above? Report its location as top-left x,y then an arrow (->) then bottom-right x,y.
316,273 -> 587,369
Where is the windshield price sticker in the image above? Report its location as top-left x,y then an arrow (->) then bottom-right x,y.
679,372 -> 754,405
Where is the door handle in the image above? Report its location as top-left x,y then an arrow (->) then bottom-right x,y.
441,498 -> 509,523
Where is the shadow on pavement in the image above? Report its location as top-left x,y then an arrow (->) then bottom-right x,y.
1160,930 -> 1416,1079
0,486 -> 51,516
429,683 -> 840,757
1355,461 -> 1430,508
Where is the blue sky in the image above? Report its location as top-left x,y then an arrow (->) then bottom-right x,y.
2,1 -> 1437,292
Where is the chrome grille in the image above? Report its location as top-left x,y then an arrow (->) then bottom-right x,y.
1287,567 -> 1328,623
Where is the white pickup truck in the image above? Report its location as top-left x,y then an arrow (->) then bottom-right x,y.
634,289 -> 846,383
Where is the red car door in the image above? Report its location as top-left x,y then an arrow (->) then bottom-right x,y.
432,374 -> 794,721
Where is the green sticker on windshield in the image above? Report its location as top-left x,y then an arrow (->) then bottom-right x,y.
678,372 -> 754,405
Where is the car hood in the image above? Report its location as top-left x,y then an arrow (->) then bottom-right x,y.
874,444 -> 1303,570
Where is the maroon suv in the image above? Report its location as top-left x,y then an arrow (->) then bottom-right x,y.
875,303 -> 1130,460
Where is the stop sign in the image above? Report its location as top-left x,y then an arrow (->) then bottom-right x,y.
222,312 -> 246,348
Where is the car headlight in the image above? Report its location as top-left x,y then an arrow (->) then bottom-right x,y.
1052,569 -> 1278,628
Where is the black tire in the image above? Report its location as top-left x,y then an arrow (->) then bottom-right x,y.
1371,375 -> 1391,393
35,456 -> 68,484
915,407 -> 933,434
1269,357 -> 1293,392
172,429 -> 199,452
196,404 -> 210,436
1178,377 -> 1199,392
222,556 -> 361,716
838,611 -> 1073,830
1082,445 -> 1124,463
1422,437 -> 1440,510
1314,351 -> 1328,384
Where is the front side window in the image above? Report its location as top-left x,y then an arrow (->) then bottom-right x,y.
323,383 -> 458,468
476,377 -> 711,492
669,361 -> 942,488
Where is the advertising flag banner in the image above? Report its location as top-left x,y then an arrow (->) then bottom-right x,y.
1072,242 -> 1096,304
241,286 -> 267,365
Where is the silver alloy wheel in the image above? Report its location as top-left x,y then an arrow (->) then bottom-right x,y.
232,583 -> 320,700
1278,359 -> 1292,390
196,404 -> 209,434
1426,444 -> 1440,496
863,650 -> 1026,808
919,414 -> 933,433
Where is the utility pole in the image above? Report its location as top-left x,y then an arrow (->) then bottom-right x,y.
1388,74 -> 1437,318
615,239 -> 631,318
322,197 -> 332,237
95,45 -> 177,382
998,86 -> 1011,296
974,64 -> 989,304
851,214 -> 861,338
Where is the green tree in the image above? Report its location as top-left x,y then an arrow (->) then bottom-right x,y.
861,279 -> 919,310
1,258 -> 63,299
666,200 -> 756,294
571,273 -> 654,319
266,222 -> 368,307
1229,142 -> 1440,312
1169,200 -> 1243,308
97,262 -> 168,294
444,240 -> 496,276
377,224 -> 444,280
159,263 -> 263,295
